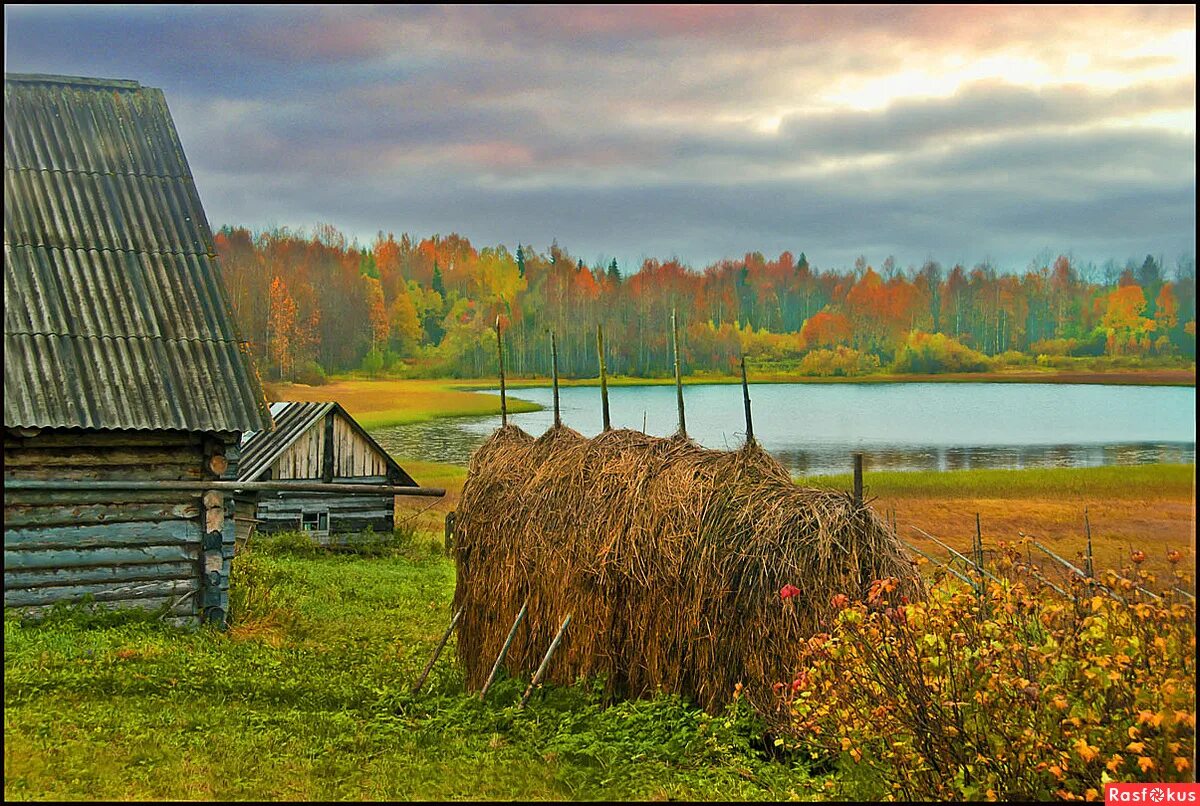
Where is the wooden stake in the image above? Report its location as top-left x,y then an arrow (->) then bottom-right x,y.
1084,507 -> 1094,580
520,614 -> 572,707
740,355 -> 754,445
413,606 -> 464,693
496,317 -> 508,427
480,599 -> 529,700
852,453 -> 863,506
551,331 -> 561,428
596,324 -> 611,431
671,308 -> 686,437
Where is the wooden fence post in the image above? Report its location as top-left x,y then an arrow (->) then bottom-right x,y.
740,355 -> 754,445
852,453 -> 863,506
496,317 -> 507,427
597,324 -> 611,432
671,309 -> 686,438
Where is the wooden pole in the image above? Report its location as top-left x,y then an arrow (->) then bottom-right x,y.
596,324 -> 611,431
413,606 -> 464,693
740,355 -> 754,445
1084,507 -> 1094,580
852,453 -> 863,506
974,513 -> 984,569
671,308 -> 686,437
551,331 -> 561,428
520,614 -> 572,707
480,599 -> 529,700
496,317 -> 508,427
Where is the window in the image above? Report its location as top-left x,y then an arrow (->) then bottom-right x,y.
301,511 -> 329,532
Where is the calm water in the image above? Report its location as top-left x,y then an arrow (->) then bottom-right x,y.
371,383 -> 1196,476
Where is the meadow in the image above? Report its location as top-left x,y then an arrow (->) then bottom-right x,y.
3,537 -> 817,801
5,531 -> 1192,801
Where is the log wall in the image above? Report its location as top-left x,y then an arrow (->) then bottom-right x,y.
3,428 -> 237,626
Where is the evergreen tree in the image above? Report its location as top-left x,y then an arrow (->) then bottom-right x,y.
432,262 -> 446,296
516,244 -> 526,278
607,258 -> 621,282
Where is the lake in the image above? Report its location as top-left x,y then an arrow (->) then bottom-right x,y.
371,382 -> 1196,476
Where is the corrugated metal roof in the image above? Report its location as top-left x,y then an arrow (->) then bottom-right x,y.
237,401 -> 416,486
3,73 -> 271,432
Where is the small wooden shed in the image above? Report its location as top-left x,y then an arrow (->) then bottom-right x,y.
3,73 -> 273,625
234,402 -> 417,542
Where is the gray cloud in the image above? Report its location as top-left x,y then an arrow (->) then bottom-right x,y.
4,4 -> 1194,271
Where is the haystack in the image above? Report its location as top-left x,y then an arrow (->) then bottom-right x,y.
452,423 -> 919,713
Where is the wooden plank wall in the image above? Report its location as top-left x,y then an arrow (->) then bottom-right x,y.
255,480 -> 394,538
3,429 -> 235,626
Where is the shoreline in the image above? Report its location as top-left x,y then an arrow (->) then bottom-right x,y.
496,367 -> 1196,389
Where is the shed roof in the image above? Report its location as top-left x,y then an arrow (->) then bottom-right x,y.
3,73 -> 272,433
237,401 -> 416,486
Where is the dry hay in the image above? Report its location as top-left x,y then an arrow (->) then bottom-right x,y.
452,423 -> 920,714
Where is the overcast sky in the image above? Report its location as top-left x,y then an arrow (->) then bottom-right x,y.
4,5 -> 1196,272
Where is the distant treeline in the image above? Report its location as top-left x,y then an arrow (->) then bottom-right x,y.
214,224 -> 1196,382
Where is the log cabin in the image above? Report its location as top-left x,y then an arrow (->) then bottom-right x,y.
3,73 -> 273,626
232,402 -> 417,544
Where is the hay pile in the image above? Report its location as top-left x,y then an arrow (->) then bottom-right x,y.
452,424 -> 919,713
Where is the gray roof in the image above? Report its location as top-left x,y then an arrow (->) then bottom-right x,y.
237,401 -> 416,485
3,73 -> 271,433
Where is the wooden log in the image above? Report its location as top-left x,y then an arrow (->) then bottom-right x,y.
413,607 -> 465,693
480,598 -> 529,699
3,448 -> 202,467
10,595 -> 198,620
4,520 -> 201,550
740,355 -> 754,445
206,454 -> 229,477
6,561 -> 196,589
597,324 -> 611,431
204,491 -> 225,534
3,577 -> 198,608
551,331 -> 561,428
4,480 -> 445,497
3,501 -> 201,528
1,489 -> 198,506
4,544 -> 198,571
7,432 -> 202,448
4,465 -> 204,482
496,317 -> 508,427
520,614 -> 572,707
671,309 -> 686,437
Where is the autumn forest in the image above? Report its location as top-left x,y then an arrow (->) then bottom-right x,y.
215,224 -> 1197,383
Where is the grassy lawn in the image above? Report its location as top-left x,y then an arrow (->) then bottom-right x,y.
266,379 -> 541,430
3,541 -> 821,802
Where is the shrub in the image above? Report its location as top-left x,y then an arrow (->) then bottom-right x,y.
890,331 -> 992,374
1070,330 -> 1109,358
294,359 -> 328,386
796,347 -> 882,377
779,553 -> 1196,801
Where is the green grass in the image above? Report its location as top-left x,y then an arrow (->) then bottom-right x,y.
4,538 -> 820,801
800,462 -> 1195,499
